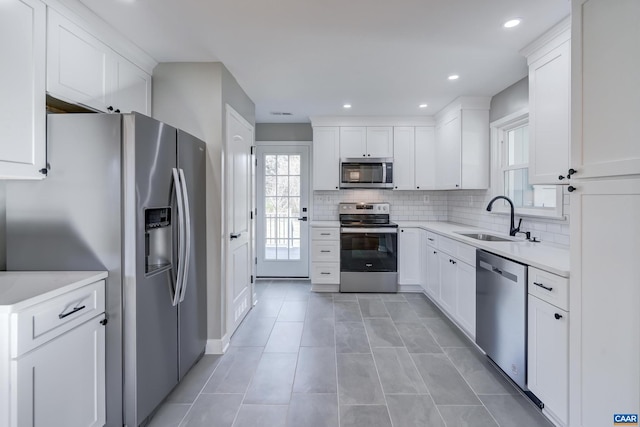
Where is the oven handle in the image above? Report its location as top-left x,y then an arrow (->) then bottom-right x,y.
340,228 -> 398,234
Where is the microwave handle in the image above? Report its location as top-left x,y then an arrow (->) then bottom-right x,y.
382,163 -> 387,184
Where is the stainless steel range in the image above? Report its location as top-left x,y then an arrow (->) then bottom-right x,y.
339,203 -> 398,292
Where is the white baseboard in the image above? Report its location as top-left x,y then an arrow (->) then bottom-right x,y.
205,334 -> 230,355
397,285 -> 424,293
311,284 -> 339,292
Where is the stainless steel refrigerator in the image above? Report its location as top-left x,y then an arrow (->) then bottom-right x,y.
5,112 -> 207,427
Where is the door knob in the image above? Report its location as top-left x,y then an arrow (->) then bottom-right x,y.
567,186 -> 576,193
297,217 -> 308,221
230,232 -> 241,239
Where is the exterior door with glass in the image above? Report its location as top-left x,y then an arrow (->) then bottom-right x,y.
256,145 -> 310,277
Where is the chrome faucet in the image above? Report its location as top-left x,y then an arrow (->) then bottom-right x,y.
486,196 -> 522,236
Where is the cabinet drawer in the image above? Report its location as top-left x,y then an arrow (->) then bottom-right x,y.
312,228 -> 340,241
312,241 -> 340,262
11,280 -> 106,358
311,263 -> 340,284
456,242 -> 476,266
425,231 -> 438,247
438,235 -> 457,255
528,267 -> 569,311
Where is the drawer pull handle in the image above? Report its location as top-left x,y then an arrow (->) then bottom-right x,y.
533,282 -> 553,292
59,305 -> 87,319
320,250 -> 331,253
320,233 -> 331,236
320,272 -> 331,275
554,313 -> 563,320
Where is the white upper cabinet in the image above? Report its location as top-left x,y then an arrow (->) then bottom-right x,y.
0,0 -> 46,180
366,127 -> 393,157
523,19 -> 571,185
47,8 -> 152,115
112,57 -> 152,115
47,10 -> 112,112
339,127 -> 367,158
339,126 -> 393,158
415,127 -> 436,190
393,127 -> 416,190
435,98 -> 490,190
313,127 -> 340,190
571,0 -> 640,179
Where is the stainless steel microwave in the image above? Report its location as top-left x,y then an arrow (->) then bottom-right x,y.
340,158 -> 394,189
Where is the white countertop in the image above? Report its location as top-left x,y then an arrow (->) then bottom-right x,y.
395,221 -> 570,277
0,271 -> 108,312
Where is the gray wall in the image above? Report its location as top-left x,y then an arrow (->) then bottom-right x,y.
256,123 -> 313,141
489,77 -> 528,122
153,62 -> 255,346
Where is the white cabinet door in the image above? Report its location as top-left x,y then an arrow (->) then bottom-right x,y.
0,0 -> 46,180
393,127 -> 415,190
340,127 -> 367,158
13,316 -> 106,427
415,126 -> 436,190
313,127 -> 340,190
438,252 -> 456,313
398,228 -> 421,285
425,245 -> 439,298
572,0 -> 640,179
569,177 -> 640,427
436,113 -> 462,189
529,40 -> 571,185
528,295 -> 568,425
455,261 -> 476,338
112,57 -> 152,115
47,9 -> 113,112
366,127 -> 393,157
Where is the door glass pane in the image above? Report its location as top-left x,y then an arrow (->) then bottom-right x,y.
263,153 -> 303,262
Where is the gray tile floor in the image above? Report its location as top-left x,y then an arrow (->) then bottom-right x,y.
148,280 -> 553,427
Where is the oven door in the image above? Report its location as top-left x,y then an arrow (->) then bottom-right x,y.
340,228 -> 398,272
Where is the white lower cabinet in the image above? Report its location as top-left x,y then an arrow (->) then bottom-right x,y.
310,226 -> 340,289
0,272 -> 107,427
425,243 -> 439,298
13,315 -> 106,427
421,232 -> 476,339
398,228 -> 422,285
528,295 -> 568,426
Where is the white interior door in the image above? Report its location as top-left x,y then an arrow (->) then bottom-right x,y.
256,145 -> 310,277
225,106 -> 253,336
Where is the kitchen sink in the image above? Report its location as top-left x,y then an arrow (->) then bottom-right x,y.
455,232 -> 517,242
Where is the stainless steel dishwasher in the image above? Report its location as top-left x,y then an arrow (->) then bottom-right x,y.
476,250 -> 528,389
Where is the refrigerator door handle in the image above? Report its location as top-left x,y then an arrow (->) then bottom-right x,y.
178,168 -> 191,303
172,168 -> 186,306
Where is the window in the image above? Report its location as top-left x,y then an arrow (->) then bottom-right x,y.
491,110 -> 564,218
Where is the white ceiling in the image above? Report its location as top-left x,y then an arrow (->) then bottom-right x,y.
77,0 -> 569,123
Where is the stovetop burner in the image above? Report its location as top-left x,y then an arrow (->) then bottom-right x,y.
339,202 -> 396,228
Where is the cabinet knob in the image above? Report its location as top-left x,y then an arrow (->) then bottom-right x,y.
115,109 -> 121,113
107,106 -> 114,112
401,229 -> 404,232
554,313 -> 563,320
367,154 -> 371,156
558,175 -> 565,180
416,186 -> 420,189
363,154 -> 366,157
455,184 -> 459,188
395,186 -> 398,189
568,186 -> 576,193
567,168 -> 578,178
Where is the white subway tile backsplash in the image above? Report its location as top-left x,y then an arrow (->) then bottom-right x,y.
313,188 -> 570,248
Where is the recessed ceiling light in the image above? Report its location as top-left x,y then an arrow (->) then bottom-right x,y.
343,104 -> 352,109
503,18 -> 521,28
448,75 -> 459,81
419,104 -> 428,109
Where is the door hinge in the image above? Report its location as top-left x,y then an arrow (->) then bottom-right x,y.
250,210 -> 253,220
255,257 -> 257,265
250,275 -> 254,284
255,158 -> 258,167
251,146 -> 255,155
